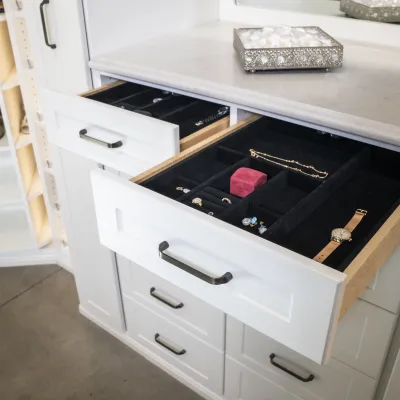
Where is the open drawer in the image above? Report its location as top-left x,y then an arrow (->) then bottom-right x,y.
42,81 -> 230,176
91,115 -> 400,364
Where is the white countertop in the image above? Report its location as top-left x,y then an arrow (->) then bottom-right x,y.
90,21 -> 400,147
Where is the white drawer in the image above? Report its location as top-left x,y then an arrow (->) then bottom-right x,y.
91,115 -> 400,364
42,81 -> 230,176
224,357 -> 376,400
117,255 -> 225,350
227,300 -> 395,381
123,296 -> 224,394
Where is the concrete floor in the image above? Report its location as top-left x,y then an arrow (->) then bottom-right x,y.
0,266 -> 202,400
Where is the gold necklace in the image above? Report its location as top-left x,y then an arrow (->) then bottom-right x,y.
249,149 -> 329,179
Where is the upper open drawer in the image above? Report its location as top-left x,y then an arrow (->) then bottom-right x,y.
42,81 -> 230,176
91,115 -> 400,364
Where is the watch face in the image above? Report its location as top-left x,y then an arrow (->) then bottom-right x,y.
332,228 -> 352,243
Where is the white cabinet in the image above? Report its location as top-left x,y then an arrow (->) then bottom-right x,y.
89,110 -> 400,364
24,0 -> 90,94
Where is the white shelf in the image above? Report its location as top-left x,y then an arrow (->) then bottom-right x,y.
0,209 -> 33,252
0,159 -> 23,207
1,67 -> 19,91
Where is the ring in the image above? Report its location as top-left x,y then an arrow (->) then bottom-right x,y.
192,198 -> 203,207
208,212 -> 214,216
176,187 -> 190,194
222,197 -> 232,204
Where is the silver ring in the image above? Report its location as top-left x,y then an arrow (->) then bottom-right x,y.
222,197 -> 232,204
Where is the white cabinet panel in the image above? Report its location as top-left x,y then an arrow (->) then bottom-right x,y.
55,149 -> 124,333
360,247 -> 400,314
333,300 -> 395,379
24,0 -> 91,94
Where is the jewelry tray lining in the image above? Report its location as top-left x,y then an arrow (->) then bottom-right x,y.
142,117 -> 400,273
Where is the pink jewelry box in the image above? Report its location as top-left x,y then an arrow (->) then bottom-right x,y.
230,167 -> 268,198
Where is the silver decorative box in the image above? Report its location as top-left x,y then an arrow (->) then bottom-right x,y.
234,27 -> 344,72
340,0 -> 400,23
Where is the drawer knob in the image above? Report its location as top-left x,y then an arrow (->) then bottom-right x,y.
150,287 -> 184,309
79,129 -> 123,149
158,241 -> 233,285
270,353 -> 315,383
154,334 -> 186,356
39,0 -> 57,49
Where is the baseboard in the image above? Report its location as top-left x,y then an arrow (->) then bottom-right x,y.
0,247 -> 58,267
79,305 -> 223,400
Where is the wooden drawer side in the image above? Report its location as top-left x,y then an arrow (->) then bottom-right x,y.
341,206 -> 400,319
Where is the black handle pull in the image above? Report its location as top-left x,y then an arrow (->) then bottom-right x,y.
154,334 -> 186,356
270,354 -> 315,383
40,0 -> 56,49
150,287 -> 184,309
158,241 -> 233,286
79,129 -> 123,149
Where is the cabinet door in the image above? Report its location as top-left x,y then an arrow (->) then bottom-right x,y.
24,0 -> 91,94
53,148 -> 125,334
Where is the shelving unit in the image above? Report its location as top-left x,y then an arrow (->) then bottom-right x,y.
0,4 -> 68,267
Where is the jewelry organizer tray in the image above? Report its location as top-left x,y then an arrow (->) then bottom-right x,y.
86,82 -> 230,139
142,117 -> 400,272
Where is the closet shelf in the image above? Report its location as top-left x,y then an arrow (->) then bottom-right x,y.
27,170 -> 42,200
1,67 -> 18,91
15,133 -> 32,149
38,218 -> 52,248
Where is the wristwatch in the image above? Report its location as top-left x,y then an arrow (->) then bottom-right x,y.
313,209 -> 368,264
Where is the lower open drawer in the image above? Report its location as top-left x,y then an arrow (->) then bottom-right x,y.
91,116 -> 400,364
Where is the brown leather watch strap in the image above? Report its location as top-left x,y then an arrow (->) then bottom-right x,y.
313,241 -> 341,263
314,209 -> 367,264
344,209 -> 367,233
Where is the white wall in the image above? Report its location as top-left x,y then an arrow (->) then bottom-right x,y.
83,0 -> 219,58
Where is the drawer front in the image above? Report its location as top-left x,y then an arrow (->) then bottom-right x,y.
91,168 -> 345,365
333,300 -> 395,378
224,357 -> 376,400
42,88 -> 180,176
117,255 -> 225,350
360,246 -> 400,314
123,296 -> 224,394
227,300 -> 395,381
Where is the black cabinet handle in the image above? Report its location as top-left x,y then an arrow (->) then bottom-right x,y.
150,287 -> 184,309
270,354 -> 315,383
40,0 -> 56,49
154,334 -> 186,356
79,129 -> 123,149
158,241 -> 233,286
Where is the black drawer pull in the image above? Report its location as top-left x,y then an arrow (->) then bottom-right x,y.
40,0 -> 56,49
79,129 -> 123,149
154,334 -> 186,356
270,353 -> 315,383
150,287 -> 184,309
158,241 -> 233,285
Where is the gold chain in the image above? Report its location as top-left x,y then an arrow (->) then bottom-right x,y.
249,149 -> 329,179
